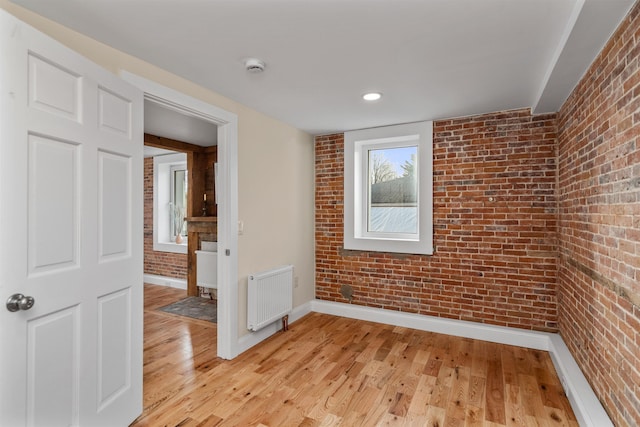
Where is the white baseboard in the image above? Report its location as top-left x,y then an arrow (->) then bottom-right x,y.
547,334 -> 614,427
310,299 -> 550,350
310,299 -> 613,427
143,274 -> 187,290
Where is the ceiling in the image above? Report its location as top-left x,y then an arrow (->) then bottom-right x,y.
12,0 -> 634,136
144,100 -> 218,147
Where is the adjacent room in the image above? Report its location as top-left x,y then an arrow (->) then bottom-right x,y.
142,99 -> 220,314
0,1 -> 638,426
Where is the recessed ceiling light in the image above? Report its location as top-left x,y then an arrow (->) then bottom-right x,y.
363,92 -> 382,101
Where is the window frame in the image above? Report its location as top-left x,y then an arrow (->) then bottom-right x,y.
359,137 -> 419,239
344,121 -> 433,255
169,164 -> 187,239
153,152 -> 188,254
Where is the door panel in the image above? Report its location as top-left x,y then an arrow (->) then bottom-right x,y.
28,135 -> 79,273
98,87 -> 132,137
99,151 -> 131,259
1,9 -> 143,427
27,306 -> 79,427
28,53 -> 82,122
97,288 -> 131,410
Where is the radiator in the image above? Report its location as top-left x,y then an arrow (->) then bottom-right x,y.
247,265 -> 293,332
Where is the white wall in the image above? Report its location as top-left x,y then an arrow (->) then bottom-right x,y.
0,1 -> 316,338
238,117 -> 316,329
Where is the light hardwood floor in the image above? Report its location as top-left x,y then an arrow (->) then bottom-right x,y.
131,284 -> 577,426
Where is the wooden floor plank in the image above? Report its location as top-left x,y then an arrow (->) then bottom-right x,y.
485,345 -> 506,425
505,383 -> 528,427
130,283 -> 578,426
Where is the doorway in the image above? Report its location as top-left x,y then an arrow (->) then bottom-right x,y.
121,71 -> 239,360
142,108 -> 216,294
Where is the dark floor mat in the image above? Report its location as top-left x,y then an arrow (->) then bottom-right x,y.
158,297 -> 217,323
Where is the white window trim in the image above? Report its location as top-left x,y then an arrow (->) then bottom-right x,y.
169,164 -> 187,238
344,121 -> 433,255
153,152 -> 187,254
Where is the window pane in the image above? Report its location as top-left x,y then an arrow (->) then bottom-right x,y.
368,146 -> 417,233
172,169 -> 188,237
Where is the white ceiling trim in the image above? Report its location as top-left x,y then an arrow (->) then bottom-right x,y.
534,0 -> 636,114
533,0 -> 586,114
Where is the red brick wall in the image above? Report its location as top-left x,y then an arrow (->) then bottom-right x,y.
144,157 -> 187,279
316,109 -> 558,331
556,3 -> 640,425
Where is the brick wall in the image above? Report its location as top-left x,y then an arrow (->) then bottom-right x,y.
144,157 -> 187,279
556,3 -> 640,425
316,109 -> 558,331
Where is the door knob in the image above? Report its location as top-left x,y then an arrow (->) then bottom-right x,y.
6,294 -> 35,312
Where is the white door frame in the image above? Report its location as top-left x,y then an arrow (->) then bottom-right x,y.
120,71 -> 239,360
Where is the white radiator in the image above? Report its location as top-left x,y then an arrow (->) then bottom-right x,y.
247,265 -> 293,332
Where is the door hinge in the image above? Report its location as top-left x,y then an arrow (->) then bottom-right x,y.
225,249 -> 231,256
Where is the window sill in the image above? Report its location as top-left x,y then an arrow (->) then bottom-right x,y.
344,236 -> 433,255
153,241 -> 188,254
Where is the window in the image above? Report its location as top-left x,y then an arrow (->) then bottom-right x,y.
170,165 -> 187,239
344,121 -> 433,254
153,153 -> 188,253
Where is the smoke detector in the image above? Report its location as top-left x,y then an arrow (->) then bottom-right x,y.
245,58 -> 265,73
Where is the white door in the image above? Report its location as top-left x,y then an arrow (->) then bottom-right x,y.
0,10 -> 143,427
